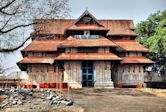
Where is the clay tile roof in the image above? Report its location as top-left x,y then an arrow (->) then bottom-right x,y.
58,36 -> 117,48
112,40 -> 149,52
56,53 -> 122,60
67,24 -> 109,31
33,19 -> 75,35
18,57 -> 55,64
33,19 -> 137,36
22,40 -> 63,52
121,56 -> 155,64
99,20 -> 138,36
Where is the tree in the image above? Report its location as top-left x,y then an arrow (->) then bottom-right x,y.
0,0 -> 70,52
135,10 -> 166,75
147,20 -> 166,55
135,10 -> 166,59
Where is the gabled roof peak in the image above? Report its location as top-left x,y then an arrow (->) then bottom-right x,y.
75,10 -> 101,26
84,9 -> 91,14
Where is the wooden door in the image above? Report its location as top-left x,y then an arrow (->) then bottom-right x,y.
82,61 -> 94,87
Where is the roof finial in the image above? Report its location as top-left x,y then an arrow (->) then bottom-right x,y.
86,7 -> 88,11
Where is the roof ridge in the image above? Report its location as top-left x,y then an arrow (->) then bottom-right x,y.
34,19 -> 134,21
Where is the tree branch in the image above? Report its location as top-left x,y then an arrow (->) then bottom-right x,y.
0,36 -> 31,52
0,17 -> 12,30
0,1 -> 21,16
0,8 -> 18,15
0,23 -> 35,34
0,0 -> 70,52
0,0 -> 16,10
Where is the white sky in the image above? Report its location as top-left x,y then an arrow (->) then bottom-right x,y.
69,0 -> 166,24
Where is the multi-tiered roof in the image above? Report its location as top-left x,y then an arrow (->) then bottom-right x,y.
18,10 -> 154,65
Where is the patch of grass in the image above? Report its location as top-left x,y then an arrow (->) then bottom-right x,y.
140,88 -> 166,98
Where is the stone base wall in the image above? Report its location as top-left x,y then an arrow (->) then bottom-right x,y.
64,61 -> 82,88
27,64 -> 63,84
113,64 -> 144,86
94,81 -> 114,88
68,82 -> 82,88
94,61 -> 114,88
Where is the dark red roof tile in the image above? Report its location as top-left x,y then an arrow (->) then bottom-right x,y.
33,19 -> 137,36
58,36 -> 117,48
18,56 -> 56,64
22,40 -> 63,52
121,56 -> 155,64
56,53 -> 122,60
112,40 -> 149,52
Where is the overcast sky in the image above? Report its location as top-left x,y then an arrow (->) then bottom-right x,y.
69,0 -> 166,25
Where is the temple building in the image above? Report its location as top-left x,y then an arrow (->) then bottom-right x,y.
18,10 -> 155,88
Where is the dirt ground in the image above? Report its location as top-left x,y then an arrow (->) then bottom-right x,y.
66,88 -> 166,112
1,88 -> 166,112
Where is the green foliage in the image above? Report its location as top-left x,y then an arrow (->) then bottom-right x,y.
135,11 -> 161,38
135,10 -> 166,62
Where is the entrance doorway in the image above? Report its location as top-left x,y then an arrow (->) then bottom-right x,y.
82,61 -> 94,87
